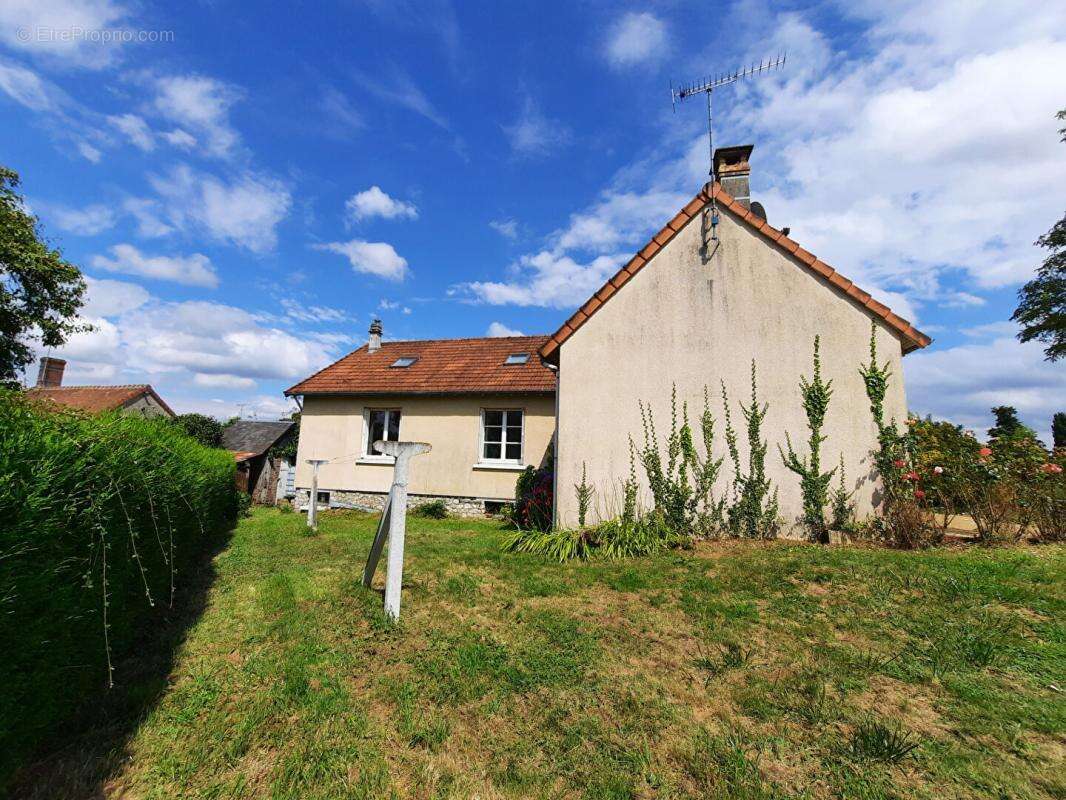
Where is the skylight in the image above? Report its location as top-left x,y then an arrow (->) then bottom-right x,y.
504,353 -> 529,365
391,357 -> 418,368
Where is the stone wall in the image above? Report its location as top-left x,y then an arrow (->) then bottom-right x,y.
293,488 -> 496,518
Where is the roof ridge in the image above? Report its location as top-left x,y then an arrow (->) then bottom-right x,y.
539,182 -> 930,362
31,383 -> 150,390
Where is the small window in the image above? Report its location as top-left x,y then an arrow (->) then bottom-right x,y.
365,408 -> 401,456
316,490 -> 330,505
481,408 -> 523,463
504,353 -> 529,365
391,357 -> 417,368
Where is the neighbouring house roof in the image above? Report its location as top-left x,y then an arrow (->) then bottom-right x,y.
221,421 -> 295,460
286,335 -> 556,396
539,182 -> 932,364
25,384 -> 176,417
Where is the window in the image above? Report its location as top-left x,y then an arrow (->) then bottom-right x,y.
391,357 -> 417,368
504,353 -> 529,365
316,490 -> 331,505
481,408 -> 523,463
364,408 -> 401,457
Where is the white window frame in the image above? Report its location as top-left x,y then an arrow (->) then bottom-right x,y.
479,408 -> 525,465
361,407 -> 402,462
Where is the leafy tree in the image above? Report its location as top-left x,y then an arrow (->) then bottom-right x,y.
173,413 -> 225,448
1012,109 -> 1066,362
0,166 -> 88,385
1053,412 -> 1066,449
988,406 -> 1022,441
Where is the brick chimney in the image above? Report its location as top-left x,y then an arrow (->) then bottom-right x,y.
36,356 -> 66,388
713,145 -> 754,209
368,318 -> 383,353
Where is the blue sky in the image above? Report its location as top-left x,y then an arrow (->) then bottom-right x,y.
1,0 -> 1064,439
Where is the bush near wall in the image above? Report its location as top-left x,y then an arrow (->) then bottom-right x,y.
0,390 -> 237,785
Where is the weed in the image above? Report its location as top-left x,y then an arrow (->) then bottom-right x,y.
847,718 -> 921,764
412,499 -> 449,519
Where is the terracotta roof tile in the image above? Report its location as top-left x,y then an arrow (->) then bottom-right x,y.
25,384 -> 175,416
539,182 -> 931,361
286,335 -> 555,396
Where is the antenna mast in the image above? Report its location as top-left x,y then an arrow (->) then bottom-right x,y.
671,54 -> 787,182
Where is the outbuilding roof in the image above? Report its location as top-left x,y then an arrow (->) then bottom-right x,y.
285,335 -> 555,396
25,384 -> 175,416
539,182 -> 932,363
221,420 -> 295,459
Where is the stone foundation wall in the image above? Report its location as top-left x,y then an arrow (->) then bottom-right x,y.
293,488 -> 498,518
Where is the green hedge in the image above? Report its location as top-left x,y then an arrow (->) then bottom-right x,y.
0,390 -> 236,784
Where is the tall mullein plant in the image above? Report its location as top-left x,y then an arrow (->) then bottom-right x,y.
859,322 -> 908,502
780,336 -> 837,541
723,362 -> 780,538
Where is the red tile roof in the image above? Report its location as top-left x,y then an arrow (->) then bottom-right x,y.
286,335 -> 556,396
539,182 -> 932,363
25,384 -> 176,416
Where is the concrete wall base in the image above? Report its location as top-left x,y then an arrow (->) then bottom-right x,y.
293,488 -> 500,518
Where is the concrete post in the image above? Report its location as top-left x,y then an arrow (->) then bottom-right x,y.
374,440 -> 430,621
306,459 -> 327,530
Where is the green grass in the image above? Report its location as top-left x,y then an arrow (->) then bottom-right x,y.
12,508 -> 1065,799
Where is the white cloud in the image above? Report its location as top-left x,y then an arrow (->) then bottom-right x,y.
603,12 -> 667,68
353,68 -> 449,130
487,321 -> 524,337
91,243 -> 219,287
489,219 -> 518,239
150,165 -> 291,253
466,250 -> 625,308
0,0 -> 130,69
319,86 -> 364,136
81,276 -> 149,317
502,96 -> 571,158
107,112 -> 154,150
47,202 -> 115,235
940,291 -> 986,308
905,334 -> 1066,444
345,186 -> 418,222
0,60 -> 54,111
314,239 -> 409,281
152,74 -> 242,157
122,197 -> 173,237
160,128 -> 196,149
76,141 -> 102,163
193,373 -> 255,390
280,298 -> 350,324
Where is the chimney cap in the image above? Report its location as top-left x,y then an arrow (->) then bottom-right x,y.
369,318 -> 383,335
713,144 -> 754,177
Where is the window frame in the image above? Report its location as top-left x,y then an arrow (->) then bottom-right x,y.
362,407 -> 402,461
503,353 -> 529,365
478,407 -> 525,465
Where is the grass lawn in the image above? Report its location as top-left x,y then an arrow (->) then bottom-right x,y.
17,508 -> 1065,799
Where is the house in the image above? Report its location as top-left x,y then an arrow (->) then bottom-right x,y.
221,420 -> 297,505
25,357 -> 175,418
542,145 -> 930,530
285,325 -> 556,515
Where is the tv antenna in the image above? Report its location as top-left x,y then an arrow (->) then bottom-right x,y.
671,54 -> 787,183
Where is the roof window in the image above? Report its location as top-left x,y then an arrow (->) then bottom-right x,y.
391,357 -> 418,368
504,353 -> 529,365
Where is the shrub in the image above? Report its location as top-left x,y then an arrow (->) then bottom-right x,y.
412,499 -> 449,519
503,513 -> 676,561
511,462 -> 553,532
829,454 -> 856,532
172,412 -> 224,448
0,390 -> 236,785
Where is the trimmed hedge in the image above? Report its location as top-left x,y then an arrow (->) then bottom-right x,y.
0,390 -> 236,784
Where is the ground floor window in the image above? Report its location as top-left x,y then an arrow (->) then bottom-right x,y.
364,408 -> 401,456
481,408 -> 523,463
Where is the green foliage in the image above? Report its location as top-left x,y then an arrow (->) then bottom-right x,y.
723,363 -> 779,538
0,166 -> 89,384
268,412 -> 300,461
574,461 -> 594,526
503,512 -> 677,561
780,337 -> 836,541
635,385 -> 724,538
1012,110 -> 1066,362
511,461 -> 553,532
0,389 -> 236,785
412,499 -> 449,519
173,412 -> 225,448
236,491 -> 252,518
829,454 -> 855,532
1053,412 -> 1066,449
988,405 -> 1024,441
503,526 -> 594,562
847,719 -> 920,764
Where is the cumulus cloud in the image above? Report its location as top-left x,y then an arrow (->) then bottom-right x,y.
151,74 -> 242,157
150,165 -> 291,253
603,12 -> 667,68
122,197 -> 173,237
0,0 -> 131,69
193,373 -> 256,390
466,251 -> 625,308
486,321 -> 524,337
91,243 -> 219,288
76,141 -> 102,163
314,239 -> 409,281
502,96 -> 571,158
345,186 -> 418,222
81,276 -> 150,318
